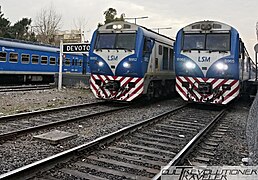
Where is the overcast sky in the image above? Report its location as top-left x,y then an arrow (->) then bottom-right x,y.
1,0 -> 258,58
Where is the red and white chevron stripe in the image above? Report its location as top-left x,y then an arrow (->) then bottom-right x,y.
90,74 -> 144,101
176,76 -> 240,105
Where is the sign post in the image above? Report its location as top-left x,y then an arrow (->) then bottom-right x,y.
58,42 -> 90,91
58,39 -> 63,91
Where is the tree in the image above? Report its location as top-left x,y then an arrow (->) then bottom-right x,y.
9,18 -> 34,40
73,17 -> 90,42
0,8 -> 11,38
33,5 -> 62,45
98,8 -> 125,27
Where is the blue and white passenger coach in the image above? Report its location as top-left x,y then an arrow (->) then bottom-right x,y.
0,38 -> 87,84
175,20 -> 255,105
89,21 -> 175,101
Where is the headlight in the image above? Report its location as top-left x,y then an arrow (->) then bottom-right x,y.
216,63 -> 228,70
123,62 -> 131,68
185,61 -> 196,69
113,24 -> 122,30
98,61 -> 104,67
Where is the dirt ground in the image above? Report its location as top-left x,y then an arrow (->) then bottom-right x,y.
0,87 -> 96,116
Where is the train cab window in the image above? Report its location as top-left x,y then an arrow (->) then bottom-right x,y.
41,56 -> 48,65
116,33 -> 136,50
79,60 -> 83,67
49,57 -> 56,65
183,34 -> 205,50
162,47 -> 169,70
158,45 -> 163,55
64,58 -> 70,66
21,54 -> 30,64
206,34 -> 230,51
169,49 -> 174,70
32,55 -> 39,64
0,52 -> 7,62
95,34 -> 116,49
9,53 -> 18,63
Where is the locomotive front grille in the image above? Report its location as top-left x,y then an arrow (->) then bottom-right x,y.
198,82 -> 212,94
105,80 -> 120,91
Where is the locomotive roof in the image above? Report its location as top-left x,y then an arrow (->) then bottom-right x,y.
0,37 -> 60,53
182,20 -> 233,32
98,21 -> 175,43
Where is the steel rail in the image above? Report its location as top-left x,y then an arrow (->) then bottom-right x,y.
0,101 -> 106,121
0,84 -> 51,90
0,104 -> 187,180
0,106 -> 129,141
152,107 -> 228,180
0,84 -> 54,92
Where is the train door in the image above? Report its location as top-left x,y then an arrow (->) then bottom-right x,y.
155,43 -> 163,72
142,37 -> 154,74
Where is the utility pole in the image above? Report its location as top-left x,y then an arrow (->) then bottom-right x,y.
256,22 -> 258,41
124,16 -> 148,24
152,27 -> 172,34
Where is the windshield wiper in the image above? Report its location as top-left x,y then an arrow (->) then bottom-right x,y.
208,49 -> 228,53
118,48 -> 132,52
95,48 -> 103,52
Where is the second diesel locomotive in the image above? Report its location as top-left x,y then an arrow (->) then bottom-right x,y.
89,21 -> 175,101
174,20 -> 256,105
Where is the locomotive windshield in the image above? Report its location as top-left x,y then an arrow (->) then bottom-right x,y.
182,33 -> 230,51
206,34 -> 230,51
95,33 -> 136,50
183,34 -> 205,50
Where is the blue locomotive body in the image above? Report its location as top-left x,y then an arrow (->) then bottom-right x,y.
89,21 -> 175,101
174,20 -> 255,104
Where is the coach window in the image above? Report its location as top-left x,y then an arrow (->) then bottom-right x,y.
158,45 -> 163,55
9,53 -> 18,63
162,47 -> 169,70
169,49 -> 174,70
79,59 -> 82,67
21,54 -> 30,64
72,58 -> 75,66
75,59 -> 78,66
64,58 -> 70,66
0,52 -> 7,62
32,55 -> 39,64
50,57 -> 56,65
41,56 -> 48,65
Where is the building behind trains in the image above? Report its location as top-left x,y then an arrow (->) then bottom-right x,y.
0,38 -> 89,85
174,20 -> 256,105
89,21 -> 175,101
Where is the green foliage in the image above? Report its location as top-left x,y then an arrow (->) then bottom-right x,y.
98,8 -> 125,27
0,9 -> 36,41
0,9 -> 11,38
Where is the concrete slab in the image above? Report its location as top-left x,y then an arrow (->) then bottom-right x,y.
34,130 -> 76,145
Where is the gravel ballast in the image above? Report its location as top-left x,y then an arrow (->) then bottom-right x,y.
0,88 -> 185,174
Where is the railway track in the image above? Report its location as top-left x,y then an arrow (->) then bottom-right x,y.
0,101 -> 128,141
0,104 -> 228,180
0,84 -> 53,93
